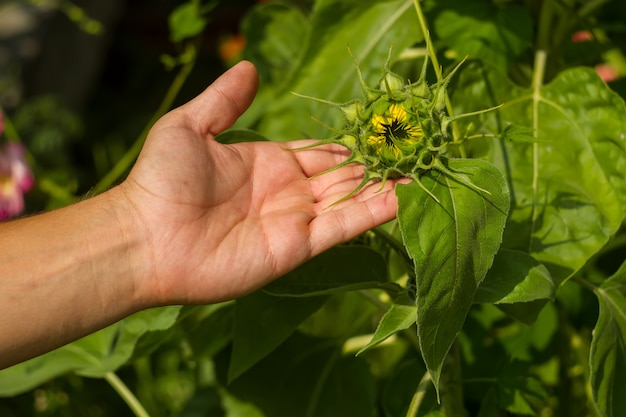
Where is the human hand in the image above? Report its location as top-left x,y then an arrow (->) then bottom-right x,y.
119,61 -> 400,306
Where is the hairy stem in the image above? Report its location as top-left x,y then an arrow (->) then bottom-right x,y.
412,0 -> 465,156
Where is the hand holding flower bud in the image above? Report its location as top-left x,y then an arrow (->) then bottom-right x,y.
292,49 -> 498,205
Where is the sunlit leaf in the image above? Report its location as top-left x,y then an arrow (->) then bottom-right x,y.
457,66 -> 626,285
236,0 -> 422,138
356,294 -> 416,355
475,249 -> 554,305
432,0 -> 533,71
168,2 -> 208,43
240,2 -> 309,85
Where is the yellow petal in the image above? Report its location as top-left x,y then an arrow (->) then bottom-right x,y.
388,103 -> 407,122
371,114 -> 389,129
368,135 -> 384,146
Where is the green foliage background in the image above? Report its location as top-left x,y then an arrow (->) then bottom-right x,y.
2,0 -> 626,416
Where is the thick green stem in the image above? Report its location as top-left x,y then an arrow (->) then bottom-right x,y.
92,43 -> 197,194
104,371 -> 151,417
529,0 -> 552,243
530,49 -> 546,231
438,341 -> 468,417
535,0 -> 556,62
412,0 -> 443,83
412,0 -> 465,156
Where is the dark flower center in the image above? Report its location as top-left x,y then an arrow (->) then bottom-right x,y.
380,119 -> 410,146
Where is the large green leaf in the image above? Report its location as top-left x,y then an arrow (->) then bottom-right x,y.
475,248 -> 554,325
263,245 -> 394,296
590,260 -> 626,417
240,1 -> 309,86
218,333 -> 377,417
0,306 -> 181,396
168,2 -> 208,43
458,67 -> 626,285
431,0 -> 533,72
396,158 -> 509,391
228,291 -> 327,382
237,0 -> 421,139
229,245 -> 390,381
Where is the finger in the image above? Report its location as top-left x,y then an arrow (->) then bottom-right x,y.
180,61 -> 259,136
283,140 -> 352,178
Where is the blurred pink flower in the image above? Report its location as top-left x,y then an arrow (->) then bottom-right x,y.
571,30 -> 621,83
572,30 -> 594,43
0,113 -> 34,220
595,63 -> 620,83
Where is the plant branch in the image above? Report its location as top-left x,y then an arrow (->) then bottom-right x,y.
530,49 -> 547,236
572,275 -> 600,293
405,371 -> 432,417
529,0 -> 552,247
92,42 -> 198,195
104,371 -> 151,417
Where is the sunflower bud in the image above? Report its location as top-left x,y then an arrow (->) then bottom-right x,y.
291,49 -> 495,205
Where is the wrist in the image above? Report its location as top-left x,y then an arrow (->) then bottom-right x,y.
104,184 -> 157,310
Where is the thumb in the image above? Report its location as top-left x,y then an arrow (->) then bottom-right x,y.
181,60 -> 259,136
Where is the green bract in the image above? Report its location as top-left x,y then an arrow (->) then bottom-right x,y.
294,51 -> 496,204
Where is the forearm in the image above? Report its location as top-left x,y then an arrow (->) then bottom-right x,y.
0,187 -> 146,368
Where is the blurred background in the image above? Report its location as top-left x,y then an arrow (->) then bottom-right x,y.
0,3 -> 256,414
2,1 -> 626,416
0,0 -> 260,214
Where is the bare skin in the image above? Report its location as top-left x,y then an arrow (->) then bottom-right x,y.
0,61 -> 401,369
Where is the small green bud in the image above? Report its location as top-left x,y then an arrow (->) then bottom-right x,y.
340,100 -> 363,125
410,81 -> 431,99
379,71 -> 405,98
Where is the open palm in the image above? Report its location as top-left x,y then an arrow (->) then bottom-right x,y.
121,61 -> 400,306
